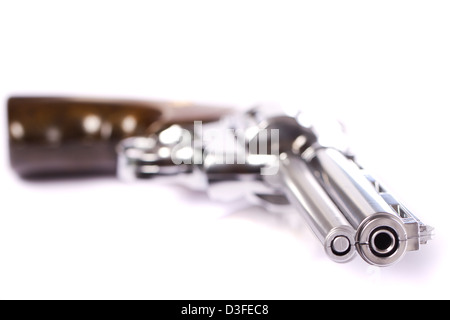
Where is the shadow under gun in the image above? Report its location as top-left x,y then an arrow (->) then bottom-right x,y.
7,97 -> 433,266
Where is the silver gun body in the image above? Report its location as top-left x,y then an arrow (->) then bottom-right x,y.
117,105 -> 433,266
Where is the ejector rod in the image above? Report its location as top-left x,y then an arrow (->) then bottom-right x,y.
279,152 -> 356,262
310,147 -> 409,266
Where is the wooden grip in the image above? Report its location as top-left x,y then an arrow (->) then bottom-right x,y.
8,97 -> 232,177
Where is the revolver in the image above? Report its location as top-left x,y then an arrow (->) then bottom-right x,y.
7,96 -> 433,266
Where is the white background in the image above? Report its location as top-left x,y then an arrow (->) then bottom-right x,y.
0,0 -> 449,299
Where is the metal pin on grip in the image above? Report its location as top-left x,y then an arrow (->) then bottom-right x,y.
7,97 -> 433,266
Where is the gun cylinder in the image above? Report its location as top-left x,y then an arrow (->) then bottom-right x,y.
7,96 -> 232,178
279,153 -> 356,263
309,148 -> 407,266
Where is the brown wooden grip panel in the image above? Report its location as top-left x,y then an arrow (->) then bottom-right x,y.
8,97 -> 233,178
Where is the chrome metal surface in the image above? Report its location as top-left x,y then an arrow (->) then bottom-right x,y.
310,148 -> 396,228
308,147 -> 433,266
278,152 -> 355,262
116,104 -> 433,266
332,236 -> 351,254
355,213 -> 407,266
370,228 -> 397,256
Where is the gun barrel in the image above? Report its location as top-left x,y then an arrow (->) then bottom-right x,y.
309,148 -> 409,266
